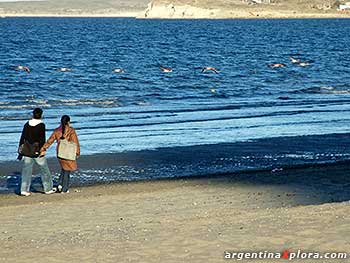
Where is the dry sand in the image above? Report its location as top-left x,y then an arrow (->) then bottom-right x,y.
1,164 -> 350,263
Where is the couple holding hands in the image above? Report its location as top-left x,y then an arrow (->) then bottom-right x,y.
18,108 -> 80,196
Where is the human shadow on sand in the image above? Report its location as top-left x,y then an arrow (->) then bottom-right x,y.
195,162 -> 350,208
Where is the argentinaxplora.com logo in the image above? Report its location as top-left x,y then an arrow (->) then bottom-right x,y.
224,249 -> 348,261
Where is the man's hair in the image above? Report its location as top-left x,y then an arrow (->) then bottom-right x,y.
32,108 -> 43,119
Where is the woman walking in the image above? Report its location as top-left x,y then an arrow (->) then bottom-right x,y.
41,115 -> 80,193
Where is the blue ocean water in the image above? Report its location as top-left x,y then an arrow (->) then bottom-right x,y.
1,18 -> 350,161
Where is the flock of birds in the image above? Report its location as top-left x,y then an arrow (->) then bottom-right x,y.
13,57 -> 311,74
268,57 -> 313,69
14,65 -> 220,74
11,56 -> 313,100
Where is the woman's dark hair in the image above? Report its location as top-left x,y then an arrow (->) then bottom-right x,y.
33,108 -> 43,119
60,115 -> 71,139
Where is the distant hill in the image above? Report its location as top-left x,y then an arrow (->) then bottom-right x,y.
0,0 -> 349,18
142,0 -> 350,18
0,0 -> 149,16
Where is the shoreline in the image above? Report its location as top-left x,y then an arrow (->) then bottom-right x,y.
1,133 -> 350,194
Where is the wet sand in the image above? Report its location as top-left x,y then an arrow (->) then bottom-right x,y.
2,133 -> 350,193
1,164 -> 350,262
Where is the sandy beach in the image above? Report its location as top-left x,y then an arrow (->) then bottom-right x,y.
1,156 -> 350,262
2,132 -> 350,263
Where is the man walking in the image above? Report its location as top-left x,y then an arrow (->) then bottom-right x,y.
18,108 -> 55,196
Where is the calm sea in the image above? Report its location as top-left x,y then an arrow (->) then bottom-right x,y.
1,18 -> 350,161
